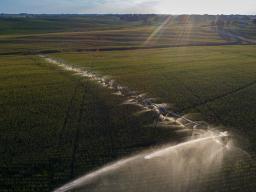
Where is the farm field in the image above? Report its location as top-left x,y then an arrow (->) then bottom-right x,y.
0,56 -> 140,190
53,45 -> 256,148
1,14 -> 256,191
0,24 -> 227,55
1,14 -> 244,55
1,55 -> 187,191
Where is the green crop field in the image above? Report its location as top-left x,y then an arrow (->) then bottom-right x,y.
0,24 -> 226,55
53,45 -> 256,147
0,55 -> 183,191
0,56 -> 147,190
1,15 -> 256,191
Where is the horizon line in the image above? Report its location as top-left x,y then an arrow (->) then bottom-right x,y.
1,13 -> 255,16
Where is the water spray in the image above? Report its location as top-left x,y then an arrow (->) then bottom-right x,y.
40,56 -> 241,192
144,131 -> 231,160
40,55 -> 231,143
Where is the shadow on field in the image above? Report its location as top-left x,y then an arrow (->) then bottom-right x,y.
51,80 -> 191,190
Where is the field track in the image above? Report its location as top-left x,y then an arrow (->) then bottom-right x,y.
180,80 -> 256,113
1,41 -> 254,56
70,83 -> 88,179
58,84 -> 80,147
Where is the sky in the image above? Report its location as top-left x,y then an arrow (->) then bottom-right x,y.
0,0 -> 255,15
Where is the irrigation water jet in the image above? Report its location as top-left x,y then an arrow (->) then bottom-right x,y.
144,131 -> 231,160
54,155 -> 140,192
53,130 -> 240,192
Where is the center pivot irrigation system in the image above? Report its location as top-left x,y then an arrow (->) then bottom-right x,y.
129,94 -> 231,146
41,55 -> 231,147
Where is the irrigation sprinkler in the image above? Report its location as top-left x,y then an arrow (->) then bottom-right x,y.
42,55 -> 231,147
214,131 -> 231,146
153,106 -> 230,146
144,131 -> 231,160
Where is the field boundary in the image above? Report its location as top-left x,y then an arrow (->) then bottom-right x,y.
181,80 -> 256,112
58,84 -> 80,147
69,83 -> 88,179
1,42 -> 253,56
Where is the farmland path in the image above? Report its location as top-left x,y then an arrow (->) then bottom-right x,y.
180,80 -> 256,113
70,83 -> 88,179
58,84 -> 80,146
218,28 -> 256,44
0,41 -> 249,56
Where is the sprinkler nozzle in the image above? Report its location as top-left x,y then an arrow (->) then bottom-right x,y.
216,131 -> 231,146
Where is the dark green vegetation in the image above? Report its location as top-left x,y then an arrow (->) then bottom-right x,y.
0,15 -> 135,35
1,55 -> 179,191
1,14 -> 256,191
54,45 -> 256,149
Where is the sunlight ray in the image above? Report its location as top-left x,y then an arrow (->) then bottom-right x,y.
143,15 -> 173,46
